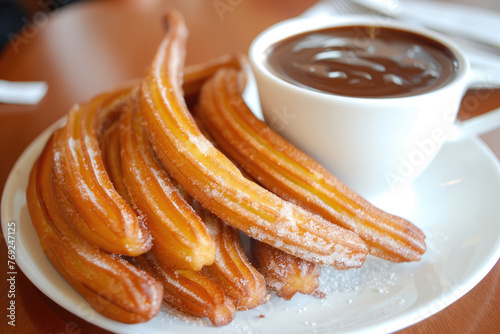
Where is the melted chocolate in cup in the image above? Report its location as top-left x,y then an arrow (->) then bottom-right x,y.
266,25 -> 459,98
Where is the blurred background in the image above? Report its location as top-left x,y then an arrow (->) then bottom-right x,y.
1,0 -> 84,51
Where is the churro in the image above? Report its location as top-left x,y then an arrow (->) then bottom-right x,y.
120,95 -> 215,270
49,52 -> 236,258
197,203 -> 269,310
183,54 -> 240,105
52,89 -> 152,256
196,114 -> 317,301
139,11 -> 368,269
100,119 -> 131,203
251,239 -> 320,300
196,66 -> 426,262
134,253 -> 235,326
26,135 -> 163,324
22,9 -> 431,328
103,90 -> 265,310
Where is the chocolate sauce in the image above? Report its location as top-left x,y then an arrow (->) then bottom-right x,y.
266,25 -> 459,98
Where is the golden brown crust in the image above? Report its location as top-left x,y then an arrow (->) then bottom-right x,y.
119,95 -> 215,271
196,66 -> 426,262
52,89 -> 152,256
251,239 -> 320,300
134,253 -> 235,327
24,9 -> 430,327
197,203 -> 269,310
139,11 -> 368,269
99,54 -> 242,205
197,114 -> 315,302
26,135 -> 163,324
110,101 -> 262,316
183,54 -> 241,106
100,119 -> 132,203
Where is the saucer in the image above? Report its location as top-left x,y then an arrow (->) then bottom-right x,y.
2,114 -> 500,333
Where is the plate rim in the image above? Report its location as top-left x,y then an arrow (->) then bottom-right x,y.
2,119 -> 500,334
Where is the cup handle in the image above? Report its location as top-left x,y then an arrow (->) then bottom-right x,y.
453,66 -> 500,139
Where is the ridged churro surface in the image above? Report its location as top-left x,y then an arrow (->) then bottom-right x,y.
120,96 -> 215,270
197,66 -> 426,262
134,253 -> 235,327
139,11 -> 368,269
27,135 -> 163,324
198,204 -> 269,310
52,89 -> 152,256
251,239 -> 320,300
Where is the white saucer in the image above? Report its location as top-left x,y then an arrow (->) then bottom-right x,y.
2,118 -> 500,333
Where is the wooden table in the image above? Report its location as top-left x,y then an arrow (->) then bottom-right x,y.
1,0 -> 499,333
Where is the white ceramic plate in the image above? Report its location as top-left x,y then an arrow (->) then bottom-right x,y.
2,116 -> 500,334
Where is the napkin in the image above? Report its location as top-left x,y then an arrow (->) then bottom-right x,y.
0,80 -> 48,105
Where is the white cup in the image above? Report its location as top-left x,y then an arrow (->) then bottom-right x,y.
249,15 -> 500,199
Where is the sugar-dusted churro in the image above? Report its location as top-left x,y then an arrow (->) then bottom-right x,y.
251,239 -> 320,300
196,114 -> 315,302
183,54 -> 240,105
22,8 -> 432,327
100,119 -> 131,203
113,103 -> 266,310
99,54 -> 243,207
134,252 -> 235,326
196,202 -> 269,310
196,66 -> 426,262
120,95 -> 215,270
139,10 -> 367,269
26,135 -> 163,324
52,88 -> 152,256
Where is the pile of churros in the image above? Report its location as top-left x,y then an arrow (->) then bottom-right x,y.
26,10 -> 426,326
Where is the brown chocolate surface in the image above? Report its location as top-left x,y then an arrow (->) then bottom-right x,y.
267,25 -> 459,98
